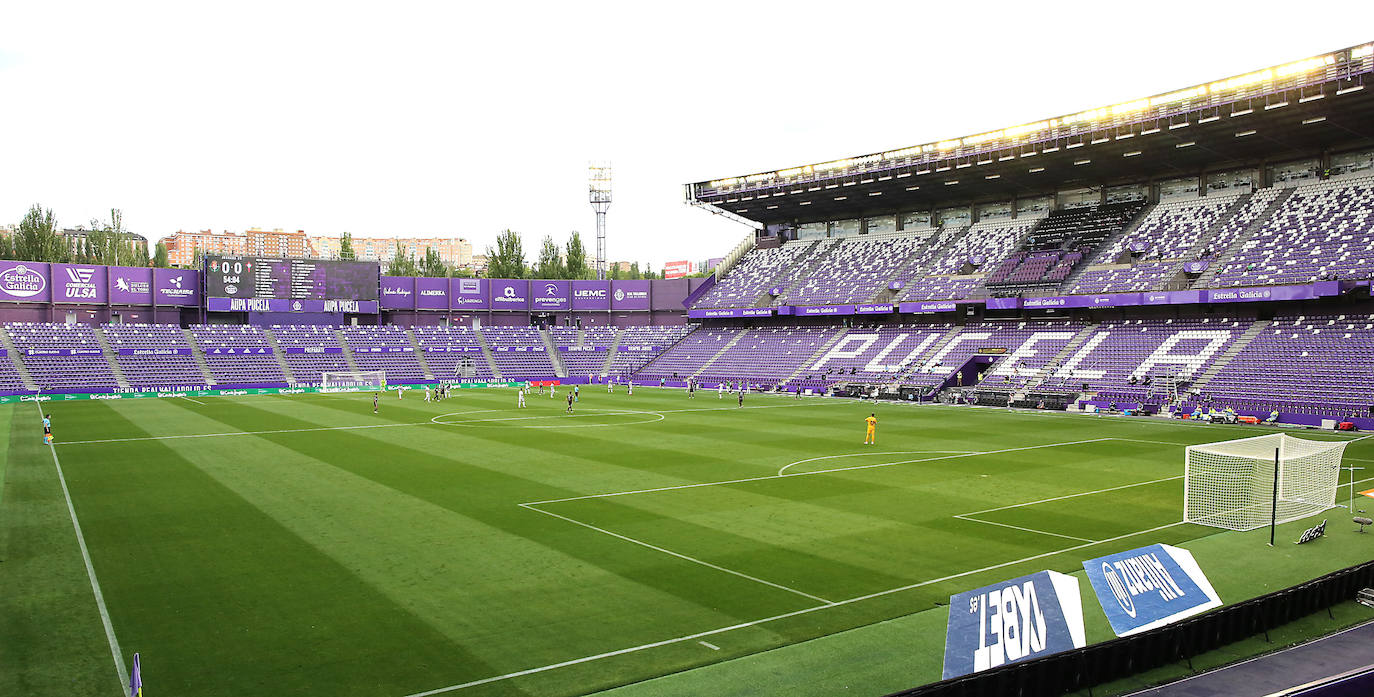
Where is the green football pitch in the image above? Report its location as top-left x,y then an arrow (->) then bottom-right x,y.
2,388 -> 1371,697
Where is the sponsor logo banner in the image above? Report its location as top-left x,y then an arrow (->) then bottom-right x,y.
490,279 -> 529,310
415,276 -> 449,310
943,570 -> 1085,679
154,268 -> 200,306
1206,285 -> 1313,303
900,300 -> 960,313
856,303 -> 894,314
353,346 -> 413,353
531,279 -> 570,311
793,304 -> 854,316
611,280 -> 650,311
52,264 -> 108,303
26,348 -> 105,356
450,277 -> 488,309
381,276 -> 416,310
206,347 -> 273,355
1082,543 -> 1221,637
493,345 -> 546,352
118,348 -> 194,355
423,346 -> 484,353
687,307 -> 773,318
283,347 -> 344,354
571,280 -> 610,311
108,266 -> 153,305
0,261 -> 50,302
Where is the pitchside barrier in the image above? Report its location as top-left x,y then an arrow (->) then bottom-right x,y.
888,559 -> 1374,697
0,381 -> 525,405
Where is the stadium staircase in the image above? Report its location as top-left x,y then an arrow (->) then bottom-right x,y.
181,328 -> 217,385
259,328 -> 297,385
748,240 -> 827,307
1055,202 -> 1157,292
94,328 -> 131,389
332,327 -> 362,372
406,330 -> 435,381
1145,193 -> 1258,291
772,239 -> 843,304
1192,188 -> 1295,288
599,328 -> 623,375
1188,319 -> 1272,392
0,327 -> 39,392
866,238 -> 938,303
690,329 -> 750,379
472,328 -> 503,380
891,325 -> 963,384
540,330 -> 566,377
712,230 -> 758,279
1023,324 -> 1099,393
778,327 -> 849,386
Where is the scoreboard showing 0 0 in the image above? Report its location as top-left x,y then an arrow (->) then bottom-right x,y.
204,255 -> 380,301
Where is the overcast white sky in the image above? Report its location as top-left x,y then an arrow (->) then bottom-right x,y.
1,2 -> 1369,267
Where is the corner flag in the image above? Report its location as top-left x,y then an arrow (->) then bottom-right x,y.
130,653 -> 142,696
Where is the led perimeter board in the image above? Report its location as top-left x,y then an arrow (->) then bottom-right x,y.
205,256 -> 380,301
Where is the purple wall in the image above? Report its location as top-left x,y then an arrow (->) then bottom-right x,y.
415,277 -> 448,310
0,261 -> 51,302
381,276 -> 415,309
108,266 -> 154,305
451,277 -> 488,310
651,278 -> 688,311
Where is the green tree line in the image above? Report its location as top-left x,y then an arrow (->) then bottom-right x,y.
3,204 -> 173,267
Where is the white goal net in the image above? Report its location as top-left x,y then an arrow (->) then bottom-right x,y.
1184,433 -> 1347,531
320,370 -> 387,392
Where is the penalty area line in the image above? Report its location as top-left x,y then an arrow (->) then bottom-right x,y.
952,514 -> 1097,543
400,520 -> 1187,697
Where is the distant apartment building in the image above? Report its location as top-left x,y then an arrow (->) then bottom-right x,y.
307,235 -> 474,268
162,228 -> 306,266
162,230 -> 247,266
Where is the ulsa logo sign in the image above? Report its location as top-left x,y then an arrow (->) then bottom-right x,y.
0,264 -> 46,298
63,267 -> 100,299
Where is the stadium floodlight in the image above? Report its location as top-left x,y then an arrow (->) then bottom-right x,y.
320,370 -> 387,392
1184,434 -> 1347,536
588,163 -> 612,281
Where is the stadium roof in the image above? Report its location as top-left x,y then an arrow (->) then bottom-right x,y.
687,42 -> 1374,225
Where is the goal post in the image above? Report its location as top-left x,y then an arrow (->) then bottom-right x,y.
320,370 -> 387,392
1184,433 -> 1347,531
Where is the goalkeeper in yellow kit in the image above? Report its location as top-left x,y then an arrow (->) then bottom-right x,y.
864,413 -> 877,445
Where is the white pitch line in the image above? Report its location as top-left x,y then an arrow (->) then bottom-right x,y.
401,520 -> 1187,697
55,401 -> 824,445
523,438 -> 1115,507
777,450 -> 978,476
698,641 -> 720,651
55,420 -> 431,445
179,395 -> 206,405
959,473 -> 1185,517
520,503 -> 833,605
952,514 -> 1097,543
35,401 -> 129,693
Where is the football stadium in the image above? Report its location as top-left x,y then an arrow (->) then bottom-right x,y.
6,39 -> 1374,697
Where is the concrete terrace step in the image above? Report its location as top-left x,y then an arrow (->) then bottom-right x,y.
94,328 -> 131,389
259,328 -> 297,385
472,328 -> 503,380
0,326 -> 39,392
182,328 -> 218,386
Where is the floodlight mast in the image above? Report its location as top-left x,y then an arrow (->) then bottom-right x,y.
589,163 -> 612,280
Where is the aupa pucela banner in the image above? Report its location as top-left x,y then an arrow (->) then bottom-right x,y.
942,570 -> 1085,679
1082,543 -> 1221,637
